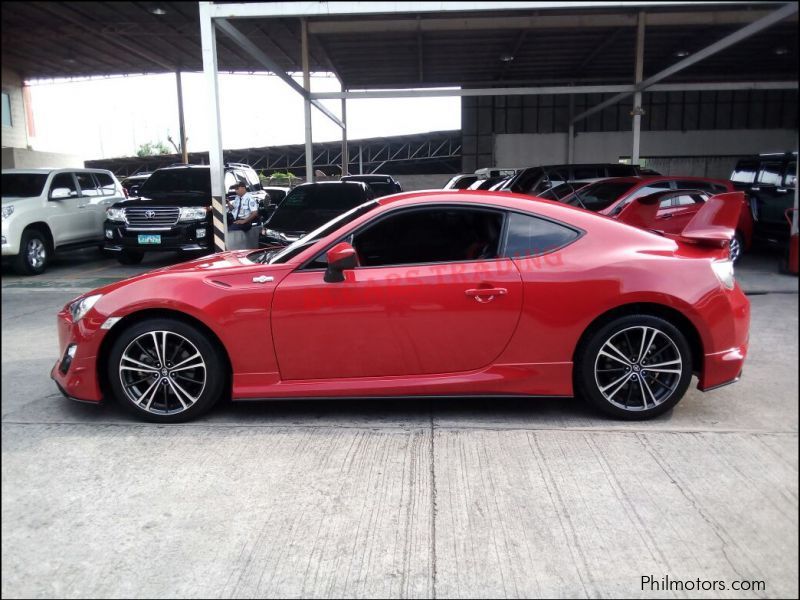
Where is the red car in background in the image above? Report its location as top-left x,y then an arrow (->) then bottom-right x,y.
558,176 -> 753,261
51,190 -> 749,424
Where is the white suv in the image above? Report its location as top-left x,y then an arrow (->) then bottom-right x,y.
2,168 -> 125,275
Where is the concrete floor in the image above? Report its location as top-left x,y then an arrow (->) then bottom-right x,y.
1,247 -> 797,599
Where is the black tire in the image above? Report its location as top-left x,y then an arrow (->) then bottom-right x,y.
575,314 -> 693,420
117,250 -> 144,265
13,228 -> 50,275
107,318 -> 226,423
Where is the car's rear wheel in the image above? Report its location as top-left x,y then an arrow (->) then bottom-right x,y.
117,250 -> 144,265
575,315 -> 693,419
729,232 -> 744,263
108,318 -> 225,423
14,229 -> 50,275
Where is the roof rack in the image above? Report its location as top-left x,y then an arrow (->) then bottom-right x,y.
225,162 -> 252,169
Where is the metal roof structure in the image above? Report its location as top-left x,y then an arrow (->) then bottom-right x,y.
3,2 -> 797,87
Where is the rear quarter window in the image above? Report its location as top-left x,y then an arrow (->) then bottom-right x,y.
504,212 -> 580,258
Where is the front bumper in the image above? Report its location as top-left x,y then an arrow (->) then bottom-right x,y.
104,218 -> 212,253
50,307 -> 105,403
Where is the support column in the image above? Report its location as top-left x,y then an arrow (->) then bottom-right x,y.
341,82 -> 349,176
632,12 -> 645,165
301,18 -> 313,183
567,94 -> 575,162
175,70 -> 188,164
359,145 -> 363,174
199,3 -> 227,252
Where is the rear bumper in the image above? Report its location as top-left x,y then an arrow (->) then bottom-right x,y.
697,283 -> 750,392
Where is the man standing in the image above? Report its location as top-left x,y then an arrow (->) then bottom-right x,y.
226,182 -> 260,250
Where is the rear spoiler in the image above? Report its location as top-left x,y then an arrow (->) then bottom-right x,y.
616,191 -> 744,248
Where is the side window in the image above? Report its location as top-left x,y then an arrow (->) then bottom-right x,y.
233,170 -> 251,190
244,169 -> 262,191
76,172 -> 100,196
282,186 -> 313,208
511,168 -> 543,194
731,161 -> 757,183
224,171 -> 238,192
94,172 -> 117,196
676,180 -> 709,192
648,180 -> 673,190
353,208 -> 504,267
504,212 -> 580,259
573,166 -> 601,180
757,162 -> 783,186
659,197 -> 674,209
627,185 -> 670,201
49,173 -> 78,197
784,162 -> 796,188
672,194 -> 701,207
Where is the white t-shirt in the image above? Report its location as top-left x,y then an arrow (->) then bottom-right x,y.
229,192 -> 259,220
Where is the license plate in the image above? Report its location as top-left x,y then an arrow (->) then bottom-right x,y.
137,234 -> 161,245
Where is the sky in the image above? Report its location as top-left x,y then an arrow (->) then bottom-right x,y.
26,72 -> 461,160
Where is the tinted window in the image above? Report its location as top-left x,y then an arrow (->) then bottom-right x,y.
1,173 -> 48,197
785,162 -> 796,188
540,168 -> 569,191
509,167 -> 543,194
354,208 -> 503,267
265,189 -> 287,204
566,181 -> 636,211
366,182 -> 398,197
453,175 -> 477,189
573,166 -> 602,180
140,169 -> 210,196
94,172 -> 117,196
607,165 -> 636,177
757,162 -> 783,186
76,172 -> 100,196
731,160 -> 757,183
539,182 -> 589,201
504,212 -> 580,258
50,173 -> 78,196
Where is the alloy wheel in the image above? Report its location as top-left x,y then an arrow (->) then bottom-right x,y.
119,330 -> 206,415
729,235 -> 741,262
27,238 -> 46,269
593,325 -> 683,411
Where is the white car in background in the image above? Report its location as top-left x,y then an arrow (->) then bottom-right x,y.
2,168 -> 125,275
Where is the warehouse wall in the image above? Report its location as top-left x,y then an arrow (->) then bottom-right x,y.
463,89 -> 799,172
1,67 -> 29,149
495,129 -> 798,178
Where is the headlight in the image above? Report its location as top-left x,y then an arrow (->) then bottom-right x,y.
179,207 -> 208,221
2,205 -> 14,220
711,260 -> 735,290
68,294 -> 102,322
263,228 -> 288,241
106,207 -> 126,222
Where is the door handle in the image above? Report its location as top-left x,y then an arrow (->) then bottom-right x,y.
252,275 -> 274,284
660,213 -> 674,219
465,287 -> 507,303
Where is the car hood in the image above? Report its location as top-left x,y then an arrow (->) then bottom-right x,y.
112,193 -> 211,208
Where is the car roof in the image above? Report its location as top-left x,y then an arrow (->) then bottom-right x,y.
2,167 -> 114,175
586,175 -> 729,186
341,175 -> 395,182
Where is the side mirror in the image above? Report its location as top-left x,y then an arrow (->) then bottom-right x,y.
324,242 -> 358,283
49,187 -> 72,200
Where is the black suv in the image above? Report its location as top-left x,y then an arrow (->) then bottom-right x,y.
340,174 -> 402,198
104,163 -> 267,264
261,181 -> 374,247
499,163 -> 658,196
731,152 -> 797,245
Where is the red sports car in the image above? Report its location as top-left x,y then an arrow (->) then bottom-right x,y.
51,190 -> 749,423
558,176 -> 753,261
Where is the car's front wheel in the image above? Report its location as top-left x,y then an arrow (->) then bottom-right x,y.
575,315 -> 693,419
14,229 -> 50,275
108,318 -> 225,423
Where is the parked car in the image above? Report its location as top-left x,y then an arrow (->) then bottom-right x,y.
443,174 -> 478,190
104,163 -> 267,264
557,176 -> 752,261
51,189 -> 749,423
340,174 -> 402,197
500,163 -> 659,196
260,181 -> 374,247
120,172 -> 152,198
2,168 -> 124,275
730,152 -> 797,245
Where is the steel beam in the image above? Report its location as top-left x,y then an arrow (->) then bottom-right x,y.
631,12 -> 645,165
199,2 -> 227,253
572,2 -> 799,124
175,70 -> 188,164
214,18 -> 344,129
302,18 -> 314,183
341,81 -> 349,176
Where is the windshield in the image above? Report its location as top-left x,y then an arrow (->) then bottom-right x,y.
254,200 -> 379,265
139,169 -> 210,196
2,174 -> 48,198
366,182 -> 398,197
564,181 -> 636,211
268,184 -> 367,230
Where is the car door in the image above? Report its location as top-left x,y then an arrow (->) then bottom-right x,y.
45,172 -> 85,246
271,206 -> 523,380
73,172 -> 106,240
83,172 -> 121,238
